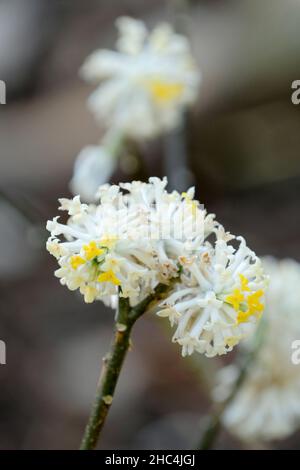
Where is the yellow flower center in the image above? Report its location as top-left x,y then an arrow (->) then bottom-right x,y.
225,275 -> 265,325
98,270 -> 121,286
226,289 -> 245,311
146,78 -> 184,103
70,255 -> 85,270
236,310 -> 251,324
83,241 -> 105,261
70,238 -> 118,274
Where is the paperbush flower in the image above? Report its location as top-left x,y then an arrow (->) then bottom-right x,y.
214,257 -> 300,440
46,178 -> 267,357
80,16 -> 200,139
157,236 -> 267,357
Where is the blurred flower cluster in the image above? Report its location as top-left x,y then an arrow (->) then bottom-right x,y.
214,258 -> 300,443
71,16 -> 200,201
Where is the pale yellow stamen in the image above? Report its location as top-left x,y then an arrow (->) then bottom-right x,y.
236,290 -> 265,325
146,78 -> 184,103
236,310 -> 251,325
83,241 -> 105,261
70,255 -> 85,270
225,275 -> 264,325
97,270 -> 121,286
225,336 -> 240,347
225,289 -> 244,311
240,274 -> 250,292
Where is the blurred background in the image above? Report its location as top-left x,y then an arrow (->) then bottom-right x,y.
1,0 -> 300,449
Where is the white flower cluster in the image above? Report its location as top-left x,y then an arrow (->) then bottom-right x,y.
214,257 -> 300,441
46,178 -> 267,358
158,237 -> 267,357
81,16 -> 200,140
71,17 -> 200,201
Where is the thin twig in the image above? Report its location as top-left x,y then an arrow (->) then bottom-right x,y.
0,187 -> 41,225
80,297 -> 132,450
198,319 -> 266,450
164,0 -> 194,191
80,280 -> 178,450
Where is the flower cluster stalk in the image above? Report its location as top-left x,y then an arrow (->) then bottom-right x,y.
198,319 -> 266,450
80,282 -> 177,450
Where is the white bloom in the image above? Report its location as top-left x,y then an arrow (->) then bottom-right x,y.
46,177 -> 266,358
70,146 -> 117,202
214,257 -> 300,441
47,177 -> 214,306
80,17 -> 200,139
157,236 -> 267,358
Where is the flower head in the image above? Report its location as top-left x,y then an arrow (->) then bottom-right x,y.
157,236 -> 267,357
80,17 -> 200,139
46,178 -> 266,358
47,178 -> 214,306
214,257 -> 300,441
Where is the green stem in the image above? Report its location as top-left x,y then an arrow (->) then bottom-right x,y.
80,297 -> 132,450
198,319 -> 266,450
199,359 -> 250,450
0,187 -> 42,225
80,281 -> 177,450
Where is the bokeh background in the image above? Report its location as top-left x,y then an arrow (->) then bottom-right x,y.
1,0 -> 300,449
